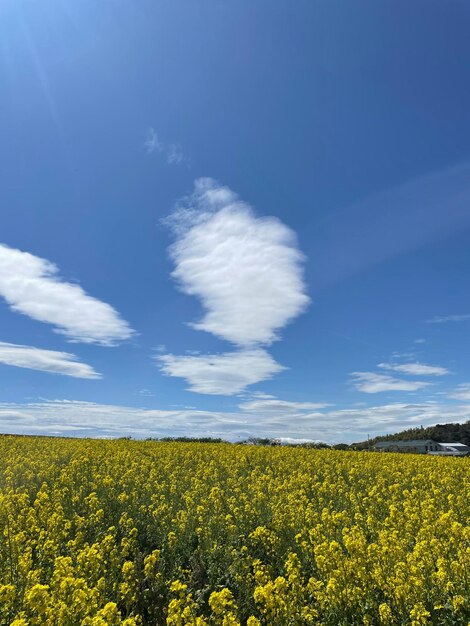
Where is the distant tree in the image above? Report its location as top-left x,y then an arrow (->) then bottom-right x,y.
236,437 -> 281,446
149,436 -> 226,443
249,437 -> 281,446
355,420 -> 470,447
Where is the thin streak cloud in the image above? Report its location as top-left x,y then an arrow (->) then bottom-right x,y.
351,372 -> 431,394
427,313 -> 470,323
0,342 -> 101,379
313,161 -> 470,289
378,362 -> 449,376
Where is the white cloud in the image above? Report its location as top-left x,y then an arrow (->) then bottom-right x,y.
378,362 -> 449,376
239,398 -> 330,412
0,398 -> 468,443
157,178 -> 310,395
167,178 -> 310,346
157,349 -> 284,395
138,389 -> 155,397
427,314 -> 470,323
324,402 -> 470,439
167,144 -> 184,165
277,437 -> 324,445
391,351 -> 417,360
351,372 -> 431,393
447,383 -> 470,401
0,244 -> 134,346
144,128 -> 186,165
144,128 -> 164,154
249,391 -> 276,399
0,342 -> 101,379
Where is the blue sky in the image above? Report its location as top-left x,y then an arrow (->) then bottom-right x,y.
1,0 -> 470,442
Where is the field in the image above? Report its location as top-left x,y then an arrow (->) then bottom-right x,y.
0,437 -> 468,626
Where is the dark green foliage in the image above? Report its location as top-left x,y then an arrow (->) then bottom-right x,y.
354,420 -> 470,448
147,436 -> 226,443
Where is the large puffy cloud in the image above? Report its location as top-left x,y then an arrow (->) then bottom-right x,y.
167,178 -> 309,346
351,372 -> 431,393
158,179 -> 309,395
0,342 -> 101,379
0,244 -> 134,346
157,349 -> 284,395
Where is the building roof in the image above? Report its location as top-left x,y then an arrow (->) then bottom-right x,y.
439,442 -> 469,447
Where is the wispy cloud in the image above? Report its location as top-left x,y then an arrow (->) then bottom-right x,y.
144,127 -> 164,154
0,342 -> 101,379
138,389 -> 155,397
157,178 -> 309,395
144,128 -> 186,165
249,391 -> 276,399
239,398 -> 329,412
167,178 -> 309,346
390,351 -> 417,361
0,244 -> 135,346
0,398 -> 468,443
378,362 -> 449,376
447,383 -> 470,401
325,401 -> 470,440
157,349 -> 284,395
167,144 -> 184,165
351,372 -> 431,393
426,313 -> 470,323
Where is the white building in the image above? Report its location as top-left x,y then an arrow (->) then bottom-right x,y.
429,442 -> 470,456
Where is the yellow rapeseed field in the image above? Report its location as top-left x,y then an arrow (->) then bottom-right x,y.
0,437 -> 468,626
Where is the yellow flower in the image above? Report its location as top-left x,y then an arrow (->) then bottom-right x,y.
378,603 -> 393,624
410,602 -> 431,626
24,584 -> 50,612
452,595 -> 466,611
